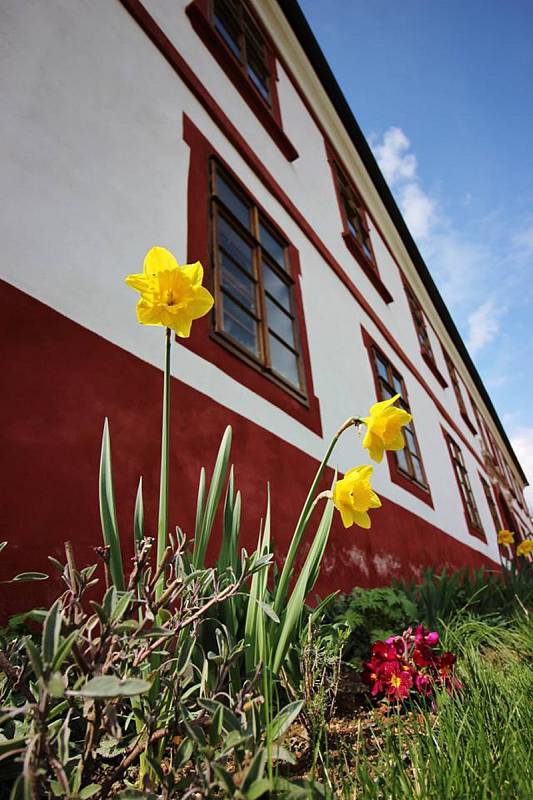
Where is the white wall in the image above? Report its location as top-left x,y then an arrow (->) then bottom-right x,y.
2,0 -> 522,565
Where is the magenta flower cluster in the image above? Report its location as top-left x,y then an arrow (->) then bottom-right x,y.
362,625 -> 461,702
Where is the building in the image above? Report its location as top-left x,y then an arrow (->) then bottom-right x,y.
1,0 -> 530,618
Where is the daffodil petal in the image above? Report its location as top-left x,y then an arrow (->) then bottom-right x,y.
143,246 -> 179,276
181,260 -> 204,287
352,510 -> 371,529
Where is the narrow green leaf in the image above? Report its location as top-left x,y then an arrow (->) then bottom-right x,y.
0,541 -> 8,554
0,737 -> 26,758
79,786 -> 101,800
272,494 -> 334,674
267,701 -> 303,742
245,778 -> 272,799
133,476 -> 144,550
194,467 -> 206,544
193,426 -> 232,568
99,419 -> 125,590
24,637 -> 43,678
41,600 -> 63,665
71,676 -> 151,698
3,572 -> 48,583
241,748 -> 267,792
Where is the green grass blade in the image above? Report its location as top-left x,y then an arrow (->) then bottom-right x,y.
99,418 -> 124,590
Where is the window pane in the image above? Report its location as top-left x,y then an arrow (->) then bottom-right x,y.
266,297 -> 294,346
379,380 -> 394,400
217,174 -> 250,229
222,294 -> 259,356
392,375 -> 403,396
269,335 -> 300,386
247,60 -> 269,102
214,1 -> 242,60
375,355 -> 388,381
263,264 -> 291,310
396,449 -> 409,473
220,253 -> 256,312
362,238 -> 373,260
405,427 -> 417,453
411,456 -> 425,485
260,222 -> 285,268
218,216 -> 253,274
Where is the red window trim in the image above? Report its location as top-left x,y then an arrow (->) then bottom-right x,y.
186,0 -> 298,162
403,281 -> 449,389
442,348 -> 477,437
443,429 -> 486,542
362,327 -> 434,508
325,142 -> 393,305
182,113 -> 321,435
478,471 -> 501,536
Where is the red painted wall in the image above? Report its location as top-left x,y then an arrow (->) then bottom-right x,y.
0,281 -> 496,622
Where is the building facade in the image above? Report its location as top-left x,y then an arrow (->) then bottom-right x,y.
0,0 -> 530,618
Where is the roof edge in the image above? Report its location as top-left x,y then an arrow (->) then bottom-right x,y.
276,0 -> 527,484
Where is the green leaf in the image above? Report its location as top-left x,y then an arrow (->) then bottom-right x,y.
272,493 -> 334,675
0,541 -> 7,554
79,786 -> 101,799
2,572 -> 48,583
213,764 -> 236,793
0,737 -> 26,759
245,778 -> 272,799
241,748 -> 267,792
71,676 -> 151,698
42,600 -> 62,665
133,476 -> 144,550
99,418 -> 125,590
193,426 -> 232,568
24,637 -> 43,678
267,701 -> 303,742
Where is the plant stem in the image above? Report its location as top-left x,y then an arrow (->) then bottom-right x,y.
274,416 -> 361,615
155,327 -> 171,603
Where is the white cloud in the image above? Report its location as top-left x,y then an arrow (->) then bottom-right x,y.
400,182 -> 436,240
510,427 -> 533,512
373,126 -> 417,186
466,298 -> 502,355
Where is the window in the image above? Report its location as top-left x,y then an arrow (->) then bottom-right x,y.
480,474 -> 501,534
212,0 -> 272,106
404,284 -> 448,388
186,0 -> 298,161
327,146 -> 393,304
211,161 -> 304,394
371,347 -> 428,489
445,433 -> 484,539
443,352 -> 477,435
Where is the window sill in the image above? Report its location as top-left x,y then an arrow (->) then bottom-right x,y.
461,411 -> 478,437
421,348 -> 448,389
186,1 -> 299,162
342,232 -> 393,304
386,451 -> 434,508
466,521 -> 487,542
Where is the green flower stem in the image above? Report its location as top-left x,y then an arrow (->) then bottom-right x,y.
155,327 -> 171,603
273,416 -> 363,616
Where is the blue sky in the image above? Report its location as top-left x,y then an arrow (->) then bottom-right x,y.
299,0 -> 533,502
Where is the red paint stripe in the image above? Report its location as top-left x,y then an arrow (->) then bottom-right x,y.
0,280 -> 499,622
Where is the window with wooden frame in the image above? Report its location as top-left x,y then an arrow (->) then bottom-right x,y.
445,433 -> 485,539
185,0 -> 298,161
371,348 -> 428,488
327,147 -> 392,304
479,473 -> 501,534
443,352 -> 477,436
404,283 -> 447,388
210,160 -> 305,396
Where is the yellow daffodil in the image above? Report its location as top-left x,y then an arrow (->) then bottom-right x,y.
362,394 -> 412,464
516,539 -> 533,557
332,465 -> 382,529
125,246 -> 214,337
497,529 -> 514,546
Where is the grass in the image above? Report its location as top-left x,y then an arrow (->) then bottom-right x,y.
301,612 -> 533,799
